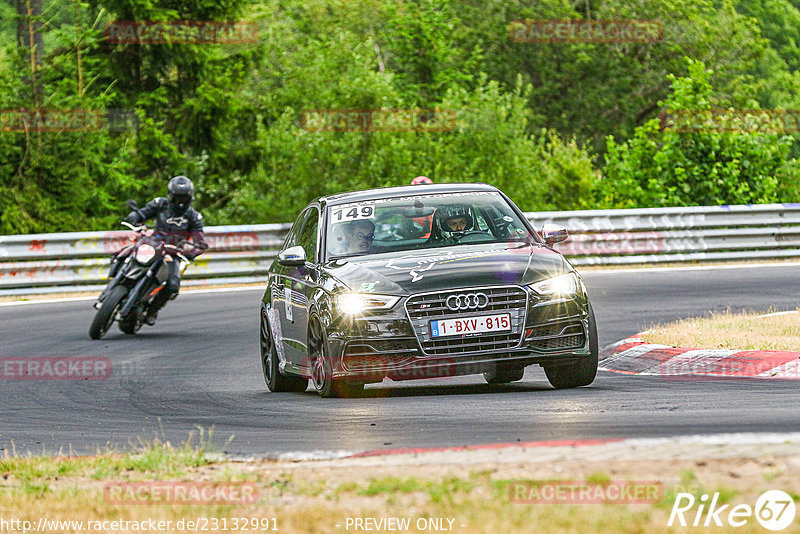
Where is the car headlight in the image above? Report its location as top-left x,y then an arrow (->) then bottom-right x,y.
529,273 -> 580,297
135,244 -> 156,264
336,293 -> 400,315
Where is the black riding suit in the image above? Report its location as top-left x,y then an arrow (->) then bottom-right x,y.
123,197 -> 207,312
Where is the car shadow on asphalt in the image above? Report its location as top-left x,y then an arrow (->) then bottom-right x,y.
298,381 -> 611,398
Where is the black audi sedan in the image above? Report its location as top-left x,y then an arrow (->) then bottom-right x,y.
259,183 -> 598,397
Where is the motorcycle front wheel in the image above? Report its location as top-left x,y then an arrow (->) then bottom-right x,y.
89,285 -> 128,339
118,310 -> 143,334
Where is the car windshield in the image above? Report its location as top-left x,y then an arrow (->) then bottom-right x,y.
325,191 -> 536,260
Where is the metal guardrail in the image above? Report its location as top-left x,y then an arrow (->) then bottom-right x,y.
0,224 -> 291,294
1,203 -> 799,294
533,203 -> 800,265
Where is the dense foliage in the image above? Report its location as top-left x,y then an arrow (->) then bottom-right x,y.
602,59 -> 800,207
1,0 -> 799,233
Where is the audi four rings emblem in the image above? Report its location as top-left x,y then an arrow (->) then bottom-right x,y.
446,292 -> 489,311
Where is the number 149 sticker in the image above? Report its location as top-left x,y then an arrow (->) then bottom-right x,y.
331,205 -> 374,224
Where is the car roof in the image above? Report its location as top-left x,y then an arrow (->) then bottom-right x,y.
319,183 -> 499,207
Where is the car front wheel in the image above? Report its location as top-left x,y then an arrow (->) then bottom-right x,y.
308,315 -> 364,398
543,303 -> 599,389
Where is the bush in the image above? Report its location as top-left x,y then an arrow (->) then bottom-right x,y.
600,59 -> 800,208
214,76 -> 600,224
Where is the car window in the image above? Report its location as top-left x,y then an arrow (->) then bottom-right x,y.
325,191 -> 535,260
297,207 -> 320,262
473,209 -> 489,231
282,217 -> 303,251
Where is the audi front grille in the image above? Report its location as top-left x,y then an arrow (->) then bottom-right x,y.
405,286 -> 528,356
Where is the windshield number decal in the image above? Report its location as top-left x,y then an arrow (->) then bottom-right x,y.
331,205 -> 374,224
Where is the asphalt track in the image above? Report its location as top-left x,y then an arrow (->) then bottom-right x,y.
2,263 -> 800,456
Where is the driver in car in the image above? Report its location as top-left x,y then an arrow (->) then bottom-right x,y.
444,214 -> 469,232
431,204 -> 475,243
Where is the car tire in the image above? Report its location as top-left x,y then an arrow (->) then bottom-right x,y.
308,315 -> 364,398
544,303 -> 599,389
260,308 -> 308,393
89,285 -> 127,339
483,365 -> 525,384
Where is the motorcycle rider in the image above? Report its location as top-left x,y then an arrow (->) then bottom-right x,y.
122,176 -> 207,325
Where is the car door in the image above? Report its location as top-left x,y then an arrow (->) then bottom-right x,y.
271,215 -> 304,366
288,205 -> 321,369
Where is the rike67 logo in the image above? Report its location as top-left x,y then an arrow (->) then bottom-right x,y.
669,490 -> 796,531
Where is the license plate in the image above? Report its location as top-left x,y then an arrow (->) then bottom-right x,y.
430,313 -> 511,338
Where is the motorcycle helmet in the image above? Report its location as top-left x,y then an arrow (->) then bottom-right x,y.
167,176 -> 194,214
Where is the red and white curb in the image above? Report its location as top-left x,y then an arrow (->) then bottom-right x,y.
600,337 -> 800,379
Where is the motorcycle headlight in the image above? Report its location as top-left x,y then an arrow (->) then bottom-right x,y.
336,293 -> 400,315
529,273 -> 580,297
135,244 -> 156,264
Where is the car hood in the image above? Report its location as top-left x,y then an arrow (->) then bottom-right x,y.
323,243 -> 571,294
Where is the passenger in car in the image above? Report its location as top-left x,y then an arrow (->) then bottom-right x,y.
343,219 -> 375,255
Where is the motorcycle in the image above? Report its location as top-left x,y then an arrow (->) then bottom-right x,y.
89,201 -> 195,339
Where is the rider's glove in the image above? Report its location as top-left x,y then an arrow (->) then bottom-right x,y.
123,213 -> 139,225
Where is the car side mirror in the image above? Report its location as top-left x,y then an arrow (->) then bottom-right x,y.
277,245 -> 307,266
127,199 -> 138,210
541,223 -> 568,245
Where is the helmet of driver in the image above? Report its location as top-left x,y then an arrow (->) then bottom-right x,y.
411,176 -> 433,185
434,204 -> 473,240
167,176 -> 194,214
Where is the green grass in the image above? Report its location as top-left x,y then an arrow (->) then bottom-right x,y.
358,476 -> 427,496
586,471 -> 612,485
1,433 -> 217,482
1,451 -> 797,534
327,474 -> 481,505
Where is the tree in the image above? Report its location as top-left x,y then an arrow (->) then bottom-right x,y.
601,58 -> 800,207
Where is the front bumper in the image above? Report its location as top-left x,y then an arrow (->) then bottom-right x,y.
327,288 -> 591,382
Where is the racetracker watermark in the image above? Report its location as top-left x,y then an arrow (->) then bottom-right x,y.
301,109 -> 457,133
555,231 -> 667,255
509,480 -> 663,504
1,357 -> 111,380
658,355 -> 800,380
105,20 -> 259,45
104,481 -> 259,505
342,356 -> 482,381
204,231 -> 260,252
509,19 -> 663,43
0,108 -> 138,133
0,517 -> 278,532
660,109 -> 800,134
